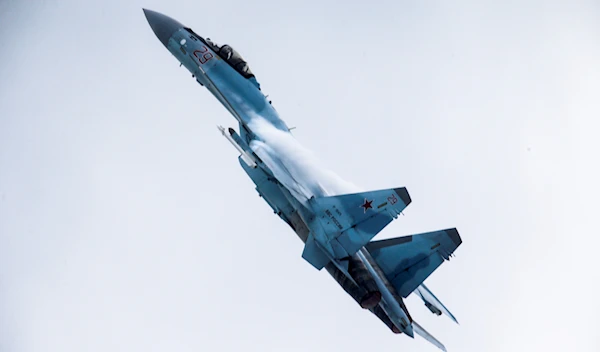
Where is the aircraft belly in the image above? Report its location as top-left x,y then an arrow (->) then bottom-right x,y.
286,210 -> 310,242
238,155 -> 312,243
356,249 -> 414,337
325,262 -> 371,306
370,305 -> 402,334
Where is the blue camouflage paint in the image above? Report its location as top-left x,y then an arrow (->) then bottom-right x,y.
144,9 -> 462,351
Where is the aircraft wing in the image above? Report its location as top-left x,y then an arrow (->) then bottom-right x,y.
311,187 -> 411,254
413,320 -> 447,352
310,187 -> 411,234
301,187 -> 412,269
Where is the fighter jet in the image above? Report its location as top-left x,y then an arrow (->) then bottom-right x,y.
143,9 -> 462,351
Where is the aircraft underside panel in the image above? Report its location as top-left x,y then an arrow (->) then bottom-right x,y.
239,156 -> 311,242
239,157 -> 290,211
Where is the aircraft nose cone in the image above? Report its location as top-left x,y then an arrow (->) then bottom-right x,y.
143,9 -> 184,47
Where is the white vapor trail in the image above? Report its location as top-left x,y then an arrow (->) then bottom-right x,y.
247,116 -> 362,199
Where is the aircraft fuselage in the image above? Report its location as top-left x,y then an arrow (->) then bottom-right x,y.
144,9 -> 415,337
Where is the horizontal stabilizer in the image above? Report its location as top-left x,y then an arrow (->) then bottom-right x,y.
413,320 -> 447,352
415,284 -> 459,324
366,228 -> 462,297
309,187 -> 411,259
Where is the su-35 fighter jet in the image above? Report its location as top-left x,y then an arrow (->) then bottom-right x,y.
144,9 -> 462,351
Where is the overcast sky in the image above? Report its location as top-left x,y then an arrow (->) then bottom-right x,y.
1,0 -> 599,351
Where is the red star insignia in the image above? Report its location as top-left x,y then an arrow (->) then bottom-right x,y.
360,198 -> 373,213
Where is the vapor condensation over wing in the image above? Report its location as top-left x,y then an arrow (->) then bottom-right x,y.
248,116 -> 363,198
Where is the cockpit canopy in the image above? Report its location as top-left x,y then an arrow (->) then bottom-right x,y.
184,28 -> 258,87
205,38 -> 254,79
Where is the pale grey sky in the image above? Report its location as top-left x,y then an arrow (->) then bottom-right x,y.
1,1 -> 599,351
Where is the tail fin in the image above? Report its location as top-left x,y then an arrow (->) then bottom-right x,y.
413,320 -> 447,352
366,228 -> 462,297
415,284 -> 459,324
304,187 -> 411,266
